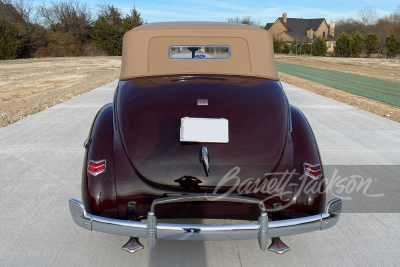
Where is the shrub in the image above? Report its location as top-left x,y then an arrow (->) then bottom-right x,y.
364,33 -> 379,57
82,43 -> 107,56
351,32 -> 364,57
33,32 -> 82,57
0,16 -> 22,60
303,42 -> 311,55
273,38 -> 283,53
282,42 -> 290,54
385,34 -> 400,58
312,37 -> 328,56
334,32 -> 353,57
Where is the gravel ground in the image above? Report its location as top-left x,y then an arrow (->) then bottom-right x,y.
0,57 -> 121,127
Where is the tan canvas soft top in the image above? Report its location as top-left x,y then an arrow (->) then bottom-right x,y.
120,22 -> 279,81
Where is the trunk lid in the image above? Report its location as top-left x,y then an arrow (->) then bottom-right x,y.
116,77 -> 290,190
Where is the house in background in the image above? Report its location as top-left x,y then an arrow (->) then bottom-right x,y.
0,1 -> 23,24
265,13 -> 336,52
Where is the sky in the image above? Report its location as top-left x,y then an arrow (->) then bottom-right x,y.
96,0 -> 399,26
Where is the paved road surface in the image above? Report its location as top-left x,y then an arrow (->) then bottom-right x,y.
1,81 -> 399,266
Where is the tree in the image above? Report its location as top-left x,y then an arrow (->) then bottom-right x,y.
3,0 -> 49,58
38,0 -> 93,43
385,34 -> 400,58
122,6 -> 144,32
298,40 -> 304,54
9,0 -> 35,23
335,18 -> 365,36
91,16 -> 123,56
364,33 -> 379,57
91,4 -> 145,56
359,6 -> 378,26
227,16 -> 260,27
18,22 -> 49,58
312,37 -> 328,56
0,16 -> 22,59
351,32 -> 363,57
91,4 -> 124,56
290,39 -> 299,54
334,32 -> 353,57
96,4 -> 123,26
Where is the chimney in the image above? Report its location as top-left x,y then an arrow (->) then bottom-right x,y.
329,22 -> 335,37
282,13 -> 287,23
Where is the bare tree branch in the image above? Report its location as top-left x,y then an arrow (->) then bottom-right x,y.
11,0 -> 35,23
37,0 -> 93,42
227,16 -> 260,27
359,6 -> 378,26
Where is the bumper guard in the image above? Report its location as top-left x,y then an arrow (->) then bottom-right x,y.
69,195 -> 342,251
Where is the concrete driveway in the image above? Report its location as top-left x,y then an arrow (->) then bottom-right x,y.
0,81 -> 399,266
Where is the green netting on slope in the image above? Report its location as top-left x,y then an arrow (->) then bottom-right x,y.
276,61 -> 400,107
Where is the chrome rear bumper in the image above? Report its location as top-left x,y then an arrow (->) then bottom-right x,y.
69,195 -> 342,251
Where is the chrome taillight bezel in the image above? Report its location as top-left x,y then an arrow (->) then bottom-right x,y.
87,159 -> 106,176
303,163 -> 322,180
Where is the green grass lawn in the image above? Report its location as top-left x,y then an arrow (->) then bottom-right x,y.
276,61 -> 400,107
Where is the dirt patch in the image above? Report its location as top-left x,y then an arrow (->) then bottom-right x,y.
0,57 -> 121,127
275,55 -> 400,83
279,72 -> 400,123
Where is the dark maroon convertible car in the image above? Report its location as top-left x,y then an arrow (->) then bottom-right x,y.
69,22 -> 341,254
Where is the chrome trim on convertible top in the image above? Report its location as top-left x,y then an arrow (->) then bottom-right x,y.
69,196 -> 342,251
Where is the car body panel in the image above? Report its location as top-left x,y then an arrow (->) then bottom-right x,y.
82,104 -> 118,217
117,78 -> 288,188
70,22 -> 341,251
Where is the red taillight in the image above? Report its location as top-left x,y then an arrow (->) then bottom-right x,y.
88,160 -> 106,176
303,163 -> 322,179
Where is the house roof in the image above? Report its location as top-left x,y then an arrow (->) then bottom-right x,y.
265,16 -> 333,41
264,23 -> 274,30
0,1 -> 23,24
282,18 -> 326,41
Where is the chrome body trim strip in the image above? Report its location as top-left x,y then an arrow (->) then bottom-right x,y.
201,147 -> 210,177
69,197 -> 341,251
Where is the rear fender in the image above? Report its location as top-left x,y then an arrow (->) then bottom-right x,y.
81,103 -> 118,217
290,105 -> 326,215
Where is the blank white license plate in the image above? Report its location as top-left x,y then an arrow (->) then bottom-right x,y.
180,117 -> 229,143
